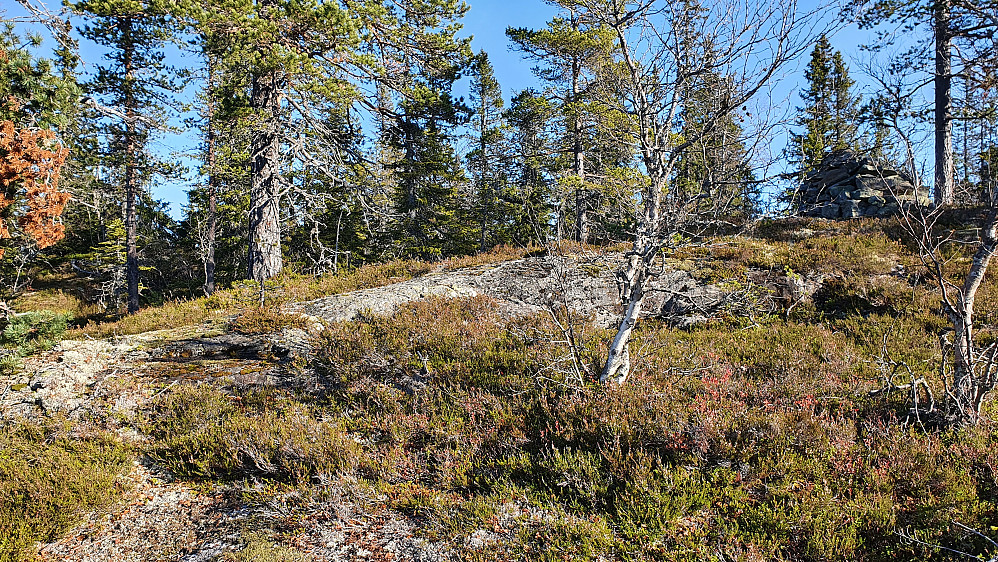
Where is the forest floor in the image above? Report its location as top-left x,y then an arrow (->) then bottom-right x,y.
5,217 -> 998,561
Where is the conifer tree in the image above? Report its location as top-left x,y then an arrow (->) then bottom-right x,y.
852,0 -> 998,204
789,35 -> 860,175
192,0 -> 358,282
366,0 -> 475,259
504,89 -> 556,246
466,51 -> 507,252
71,0 -> 184,313
0,27 -> 75,288
508,11 -> 616,243
387,83 -> 472,259
674,68 -> 757,218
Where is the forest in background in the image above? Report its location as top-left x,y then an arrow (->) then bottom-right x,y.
0,0 -> 995,317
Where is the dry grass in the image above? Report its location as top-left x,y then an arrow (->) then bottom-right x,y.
138,220 -> 998,560
21,218 -> 998,560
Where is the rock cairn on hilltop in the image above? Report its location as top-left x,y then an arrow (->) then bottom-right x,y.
795,150 -> 931,219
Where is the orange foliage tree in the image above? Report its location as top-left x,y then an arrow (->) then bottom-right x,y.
0,119 -> 71,259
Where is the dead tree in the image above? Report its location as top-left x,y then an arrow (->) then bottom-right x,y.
567,0 -> 825,383
898,193 -> 998,425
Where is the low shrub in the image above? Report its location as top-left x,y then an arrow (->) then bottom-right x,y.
143,385 -> 358,484
0,422 -> 131,562
0,310 -> 71,375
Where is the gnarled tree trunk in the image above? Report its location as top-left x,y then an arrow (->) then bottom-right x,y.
248,68 -> 283,282
947,206 -> 998,424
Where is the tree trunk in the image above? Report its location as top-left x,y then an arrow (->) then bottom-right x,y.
205,116 -> 217,295
479,92 -> 489,253
122,16 -> 139,315
934,0 -> 954,205
125,133 -> 139,314
247,68 -> 283,282
948,207 -> 998,424
203,54 -> 218,296
600,250 -> 647,383
570,52 -> 589,245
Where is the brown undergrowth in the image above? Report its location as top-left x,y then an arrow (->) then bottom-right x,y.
145,284 -> 998,561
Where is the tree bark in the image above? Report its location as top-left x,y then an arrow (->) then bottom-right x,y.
948,206 -> 998,423
600,250 -> 647,383
479,86 -> 489,253
204,110 -> 217,295
122,16 -> 140,314
934,0 -> 954,205
247,68 -> 283,282
571,49 -> 589,244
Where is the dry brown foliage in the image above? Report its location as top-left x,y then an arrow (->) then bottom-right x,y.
0,120 -> 71,256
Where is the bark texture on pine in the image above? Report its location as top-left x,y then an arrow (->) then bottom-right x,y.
203,59 -> 218,296
204,118 -> 217,295
248,68 -> 283,282
122,16 -> 140,314
934,0 -> 954,205
571,55 -> 590,245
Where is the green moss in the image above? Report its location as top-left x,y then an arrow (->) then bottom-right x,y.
221,533 -> 309,562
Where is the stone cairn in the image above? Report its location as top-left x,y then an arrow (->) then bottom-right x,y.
794,150 -> 931,219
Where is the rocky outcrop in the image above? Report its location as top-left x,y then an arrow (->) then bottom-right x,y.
290,256 -> 742,329
795,150 -> 931,219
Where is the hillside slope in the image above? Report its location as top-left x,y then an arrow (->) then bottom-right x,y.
3,218 -> 998,561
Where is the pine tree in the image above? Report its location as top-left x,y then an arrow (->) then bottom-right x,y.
0,27 -> 75,291
508,11 -> 617,242
71,0 -> 185,313
0,24 -> 79,131
192,0 -> 359,282
851,0 -> 998,204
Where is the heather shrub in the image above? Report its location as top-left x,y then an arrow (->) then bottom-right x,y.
143,385 -> 357,484
135,220 -> 998,560
0,422 -> 131,562
301,296 -> 998,560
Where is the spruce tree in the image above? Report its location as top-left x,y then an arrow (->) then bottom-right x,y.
504,89 -> 556,246
387,83 -> 473,259
466,52 -> 507,252
789,35 -> 860,175
72,0 -> 184,313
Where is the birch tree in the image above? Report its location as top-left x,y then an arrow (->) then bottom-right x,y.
561,0 -> 823,383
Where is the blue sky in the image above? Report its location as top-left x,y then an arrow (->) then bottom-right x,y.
463,0 -> 558,96
4,0 -> 913,218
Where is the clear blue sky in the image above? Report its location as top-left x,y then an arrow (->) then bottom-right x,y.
4,0 -> 907,218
